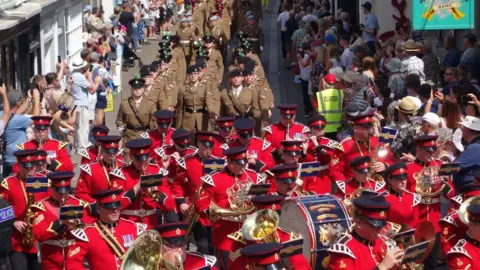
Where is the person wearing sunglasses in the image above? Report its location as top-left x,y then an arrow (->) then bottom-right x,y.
154,222 -> 217,269
110,138 -> 177,228
328,193 -> 403,270
75,135 -> 125,208
19,116 -> 74,172
0,150 -> 51,270
223,118 -> 274,173
66,189 -> 147,270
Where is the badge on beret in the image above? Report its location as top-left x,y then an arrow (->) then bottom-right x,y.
400,168 -> 404,173
61,181 -> 65,185
209,136 -> 212,141
184,139 -> 188,143
140,149 -> 144,154
364,163 -> 368,167
288,171 -> 292,176
176,228 -> 181,235
96,132 -> 101,136
380,211 -> 385,217
274,253 -> 279,260
112,194 -> 116,200
27,156 -> 31,160
111,142 -> 115,146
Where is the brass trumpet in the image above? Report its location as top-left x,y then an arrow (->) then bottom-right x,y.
459,196 -> 480,225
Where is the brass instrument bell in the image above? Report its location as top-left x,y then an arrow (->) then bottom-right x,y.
121,230 -> 163,270
459,196 -> 480,225
242,209 -> 280,242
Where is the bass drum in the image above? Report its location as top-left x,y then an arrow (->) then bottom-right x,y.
279,194 -> 351,270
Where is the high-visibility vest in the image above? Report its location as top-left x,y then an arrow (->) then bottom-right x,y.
316,88 -> 344,133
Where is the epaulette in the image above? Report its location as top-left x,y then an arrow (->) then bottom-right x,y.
388,222 -> 402,234
158,167 -> 169,176
31,202 -> 45,212
257,173 -> 266,184
335,181 -> 346,194
78,149 -> 90,159
79,164 -> 92,176
16,143 -> 24,150
136,223 -> 147,235
227,230 -> 246,244
262,139 -> 271,150
58,141 -> 68,150
187,146 -> 199,154
69,196 -> 89,208
220,143 -> 229,150
440,212 -> 458,227
175,157 -> 187,170
447,239 -> 472,259
0,179 -> 8,191
339,136 -> 352,144
71,228 -> 89,242
155,147 -> 167,159
301,125 -> 310,133
140,132 -> 150,139
110,168 -> 126,180
451,195 -> 463,206
327,234 -> 355,259
204,255 -> 217,266
326,139 -> 344,152
412,193 -> 421,207
201,174 -> 215,187
263,125 -> 272,134
374,181 -> 385,191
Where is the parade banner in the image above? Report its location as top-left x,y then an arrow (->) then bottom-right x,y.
413,0 -> 475,30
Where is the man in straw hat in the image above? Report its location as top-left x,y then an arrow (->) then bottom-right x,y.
453,116 -> 480,190
400,40 -> 425,83
389,97 -> 422,159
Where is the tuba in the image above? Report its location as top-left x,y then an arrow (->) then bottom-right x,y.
459,196 -> 480,225
121,230 -> 163,270
242,209 -> 280,243
414,166 -> 445,198
22,193 -> 35,246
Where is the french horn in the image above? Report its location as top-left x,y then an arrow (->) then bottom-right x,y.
414,166 -> 446,198
459,196 -> 480,225
242,209 -> 280,243
121,230 -> 163,270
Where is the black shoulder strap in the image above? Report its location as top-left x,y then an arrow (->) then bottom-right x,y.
127,100 -> 147,127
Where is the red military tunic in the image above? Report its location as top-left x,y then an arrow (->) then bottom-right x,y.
334,178 -> 385,199
265,164 -> 326,194
195,168 -> 265,251
32,195 -> 94,270
225,137 -> 275,172
140,127 -> 176,152
440,211 -> 468,256
384,189 -> 421,228
79,146 -> 124,165
212,135 -> 237,157
328,231 -> 387,269
263,122 -> 310,150
304,137 -> 343,194
406,159 -> 455,233
172,152 -> 221,227
18,139 -> 73,172
0,174 -> 50,253
447,236 -> 480,270
111,164 -> 176,228
66,219 -> 147,270
75,160 -> 125,204
153,144 -> 198,180
228,227 -> 311,270
330,136 -> 395,182
184,251 -> 218,270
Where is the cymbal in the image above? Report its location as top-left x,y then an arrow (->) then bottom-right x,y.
413,221 -> 436,263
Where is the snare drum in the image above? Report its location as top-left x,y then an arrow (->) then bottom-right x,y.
280,194 -> 351,269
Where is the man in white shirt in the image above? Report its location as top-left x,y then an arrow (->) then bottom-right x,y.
277,4 -> 290,60
339,34 -> 354,71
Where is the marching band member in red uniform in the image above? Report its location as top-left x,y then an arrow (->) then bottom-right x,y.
18,116 -> 73,172
172,131 -> 220,254
35,150 -> 49,175
330,113 -> 393,182
141,110 -> 176,150
32,172 -> 94,270
75,136 -> 125,210
304,114 -> 342,194
110,139 -> 177,228
195,146 -> 265,269
240,243 -> 287,270
66,189 -> 147,270
269,163 -> 316,198
328,194 -> 404,270
263,104 -> 310,150
446,204 -> 480,270
212,116 -> 237,157
79,125 -> 124,164
383,162 -> 420,228
334,156 -> 385,199
153,128 -> 198,180
0,150 -> 51,270
440,183 -> 480,256
228,195 -> 311,270
154,222 -> 218,269
406,135 -> 455,269
224,118 -> 275,173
